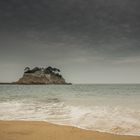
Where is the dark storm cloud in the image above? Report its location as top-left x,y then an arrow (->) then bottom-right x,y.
0,0 -> 140,83
0,0 -> 140,55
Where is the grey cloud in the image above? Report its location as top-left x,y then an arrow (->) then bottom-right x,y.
0,0 -> 140,83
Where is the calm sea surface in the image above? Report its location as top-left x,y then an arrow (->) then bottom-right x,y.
0,84 -> 140,135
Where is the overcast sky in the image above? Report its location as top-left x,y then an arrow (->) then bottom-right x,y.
0,0 -> 140,83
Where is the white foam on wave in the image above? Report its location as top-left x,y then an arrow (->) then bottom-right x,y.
0,101 -> 140,136
66,105 -> 140,136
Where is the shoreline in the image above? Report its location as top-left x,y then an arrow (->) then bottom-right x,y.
0,120 -> 139,140
0,83 -> 72,85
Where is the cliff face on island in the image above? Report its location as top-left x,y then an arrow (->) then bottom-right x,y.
16,66 -> 68,84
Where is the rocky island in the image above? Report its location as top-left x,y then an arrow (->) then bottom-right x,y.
15,66 -> 70,85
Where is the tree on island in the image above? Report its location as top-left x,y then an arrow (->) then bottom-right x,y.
24,67 -> 30,73
30,67 -> 41,73
44,66 -> 60,74
24,66 -> 62,77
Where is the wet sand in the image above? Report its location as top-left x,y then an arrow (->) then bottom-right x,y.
0,121 -> 139,140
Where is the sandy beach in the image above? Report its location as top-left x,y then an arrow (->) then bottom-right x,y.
0,121 -> 139,140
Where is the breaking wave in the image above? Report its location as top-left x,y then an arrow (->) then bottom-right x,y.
0,100 -> 140,136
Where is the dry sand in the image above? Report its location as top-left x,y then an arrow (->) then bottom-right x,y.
0,121 -> 139,140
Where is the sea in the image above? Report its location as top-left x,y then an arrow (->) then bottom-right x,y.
0,84 -> 140,136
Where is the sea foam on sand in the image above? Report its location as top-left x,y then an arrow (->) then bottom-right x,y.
0,100 -> 140,136
0,121 -> 140,140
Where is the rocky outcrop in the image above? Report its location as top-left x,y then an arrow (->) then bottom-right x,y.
16,66 -> 69,85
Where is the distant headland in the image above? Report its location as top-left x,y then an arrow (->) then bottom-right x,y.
0,66 -> 71,85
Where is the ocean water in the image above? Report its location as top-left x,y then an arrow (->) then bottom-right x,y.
0,84 -> 140,136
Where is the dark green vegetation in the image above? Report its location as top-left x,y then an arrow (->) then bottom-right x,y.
24,66 -> 62,78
